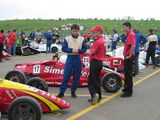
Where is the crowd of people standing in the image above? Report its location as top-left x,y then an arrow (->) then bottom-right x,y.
0,28 -> 61,62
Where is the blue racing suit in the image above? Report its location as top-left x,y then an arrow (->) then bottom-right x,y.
60,35 -> 87,93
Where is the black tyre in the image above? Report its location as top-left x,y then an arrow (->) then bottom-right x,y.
132,60 -> 136,76
51,46 -> 58,53
102,73 -> 122,92
155,56 -> 160,67
23,48 -> 31,56
8,96 -> 42,120
5,70 -> 26,84
26,77 -> 48,92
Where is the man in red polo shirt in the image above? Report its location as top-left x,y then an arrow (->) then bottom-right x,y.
88,25 -> 106,105
0,29 -> 5,62
122,22 -> 136,97
8,29 -> 17,56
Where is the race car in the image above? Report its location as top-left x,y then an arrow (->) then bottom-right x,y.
81,53 -> 124,72
2,50 -> 12,60
30,42 -> 62,53
0,78 -> 71,120
5,54 -> 125,93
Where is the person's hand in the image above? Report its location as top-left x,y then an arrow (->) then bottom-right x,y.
125,56 -> 130,59
73,49 -> 79,54
156,45 -> 159,48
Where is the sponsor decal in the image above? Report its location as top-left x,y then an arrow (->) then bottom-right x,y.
81,71 -> 89,77
28,86 -> 39,92
16,65 -> 26,69
44,67 -> 89,77
54,81 -> 62,85
44,66 -> 64,74
113,60 -> 121,65
6,90 -> 14,99
47,82 -> 54,85
11,90 -> 17,98
82,83 -> 88,86
103,61 -> 110,66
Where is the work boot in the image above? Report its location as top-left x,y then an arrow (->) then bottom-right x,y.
121,92 -> 132,97
91,93 -> 99,105
71,91 -> 77,98
153,66 -> 156,69
57,93 -> 64,98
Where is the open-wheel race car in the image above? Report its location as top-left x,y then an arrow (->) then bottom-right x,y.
0,78 -> 70,120
5,53 -> 125,93
2,50 -> 12,60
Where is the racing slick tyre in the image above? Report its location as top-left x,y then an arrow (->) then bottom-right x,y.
51,46 -> 58,53
23,48 -> 31,56
26,77 -> 48,92
102,73 -> 122,92
132,60 -> 136,76
5,70 -> 26,84
8,96 -> 42,120
155,56 -> 160,67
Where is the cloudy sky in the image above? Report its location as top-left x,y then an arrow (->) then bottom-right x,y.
1,0 -> 160,20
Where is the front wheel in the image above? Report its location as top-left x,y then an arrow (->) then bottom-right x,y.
5,70 -> 26,84
51,46 -> 58,53
8,96 -> 42,120
102,73 -> 122,92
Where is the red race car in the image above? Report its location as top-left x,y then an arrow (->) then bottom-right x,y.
81,53 -> 124,72
2,50 -> 12,60
0,78 -> 70,120
5,54 -> 125,92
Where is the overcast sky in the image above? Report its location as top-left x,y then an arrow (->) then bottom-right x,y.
1,0 -> 160,20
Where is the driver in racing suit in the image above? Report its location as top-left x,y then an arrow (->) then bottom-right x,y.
57,24 -> 87,98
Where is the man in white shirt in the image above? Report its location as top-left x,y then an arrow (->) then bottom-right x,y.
111,30 -> 119,51
104,32 -> 112,50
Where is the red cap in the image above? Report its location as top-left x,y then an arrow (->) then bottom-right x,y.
90,25 -> 103,32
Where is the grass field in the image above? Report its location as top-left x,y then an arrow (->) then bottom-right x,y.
0,19 -> 160,35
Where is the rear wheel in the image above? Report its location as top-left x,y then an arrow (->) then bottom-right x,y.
102,73 -> 122,92
8,96 -> 42,120
23,48 -> 31,56
51,46 -> 58,53
5,70 -> 26,84
26,77 -> 48,92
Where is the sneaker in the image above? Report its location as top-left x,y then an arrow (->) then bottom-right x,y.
71,92 -> 77,98
121,92 -> 132,97
57,93 -> 64,98
91,93 -> 99,105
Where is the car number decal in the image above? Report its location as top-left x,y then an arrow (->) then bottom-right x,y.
33,65 -> 40,74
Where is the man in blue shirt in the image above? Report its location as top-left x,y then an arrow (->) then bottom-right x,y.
19,29 -> 26,45
133,29 -> 140,75
46,30 -> 53,54
57,24 -> 87,98
157,34 -> 160,45
29,32 -> 35,41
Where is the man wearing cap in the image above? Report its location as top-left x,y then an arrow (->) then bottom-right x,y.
57,24 -> 87,98
122,22 -> 136,97
88,25 -> 106,105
